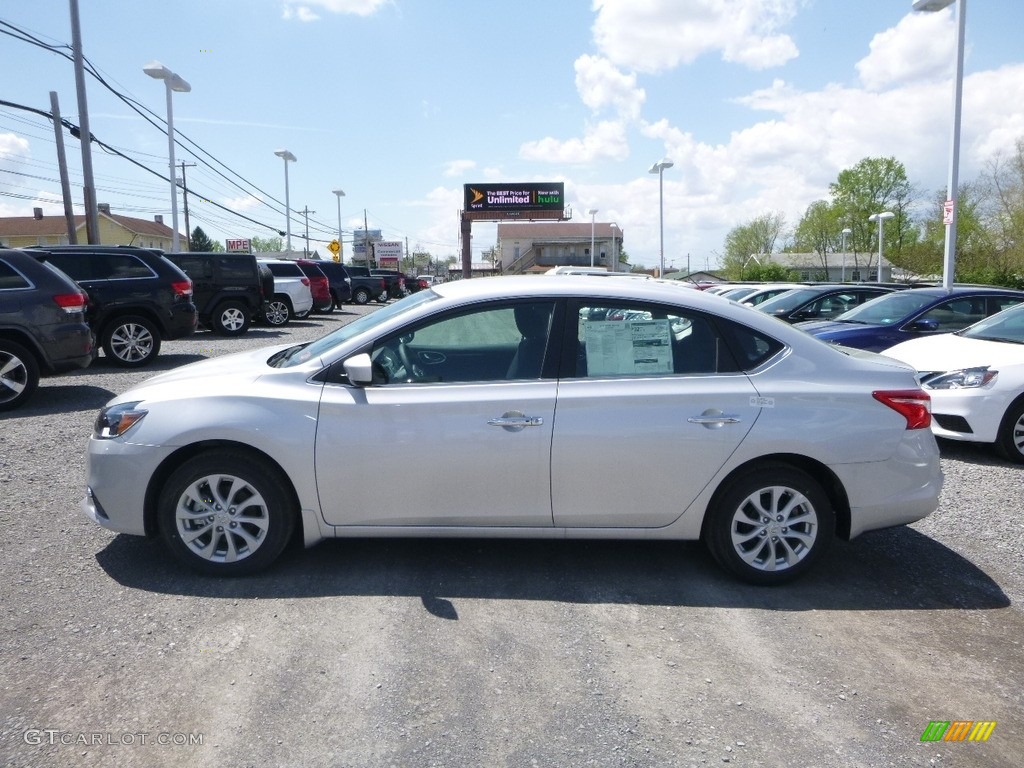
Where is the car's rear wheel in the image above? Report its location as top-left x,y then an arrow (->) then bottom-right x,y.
158,451 -> 296,576
352,287 -> 371,305
703,465 -> 833,585
211,300 -> 250,336
995,395 -> 1024,464
0,340 -> 40,411
376,292 -> 389,303
263,297 -> 291,327
102,315 -> 161,367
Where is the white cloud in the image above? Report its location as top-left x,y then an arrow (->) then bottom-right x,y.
592,0 -> 799,74
282,0 -> 386,21
223,194 -> 264,212
443,160 -> 476,178
856,10 -> 955,91
574,55 -> 645,120
520,120 -> 629,164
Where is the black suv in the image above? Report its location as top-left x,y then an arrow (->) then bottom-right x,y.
0,249 -> 93,410
165,251 -> 267,335
313,261 -> 353,309
31,245 -> 197,367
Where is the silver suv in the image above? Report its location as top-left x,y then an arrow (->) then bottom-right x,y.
255,259 -> 314,326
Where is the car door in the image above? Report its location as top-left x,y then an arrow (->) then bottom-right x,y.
550,300 -> 762,528
314,300 -> 559,528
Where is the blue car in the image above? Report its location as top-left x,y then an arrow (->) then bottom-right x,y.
797,286 -> 1024,352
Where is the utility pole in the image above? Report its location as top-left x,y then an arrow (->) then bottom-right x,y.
178,161 -> 196,251
363,209 -> 370,267
300,206 -> 315,256
49,91 -> 78,244
69,0 -> 99,243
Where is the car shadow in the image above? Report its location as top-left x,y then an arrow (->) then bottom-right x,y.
95,526 -> 1008,614
4,383 -> 118,416
938,438 -> 1022,468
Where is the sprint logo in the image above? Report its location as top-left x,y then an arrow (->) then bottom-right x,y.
920,720 -> 996,742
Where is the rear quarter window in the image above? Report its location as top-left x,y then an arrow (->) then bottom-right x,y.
0,260 -> 31,290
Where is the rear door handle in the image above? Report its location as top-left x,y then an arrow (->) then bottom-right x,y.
687,409 -> 741,428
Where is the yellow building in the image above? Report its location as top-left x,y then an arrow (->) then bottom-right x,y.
0,205 -> 185,251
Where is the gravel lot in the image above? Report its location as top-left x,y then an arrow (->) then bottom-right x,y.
1,302 -> 1022,767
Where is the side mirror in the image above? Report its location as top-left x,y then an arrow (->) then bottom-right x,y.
907,318 -> 940,332
343,353 -> 374,386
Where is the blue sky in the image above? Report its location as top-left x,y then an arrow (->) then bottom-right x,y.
2,0 -> 1023,270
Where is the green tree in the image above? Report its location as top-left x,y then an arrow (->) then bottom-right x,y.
250,235 -> 283,252
829,156 -> 918,273
977,137 -> 1024,283
720,212 -> 787,279
791,200 -> 844,274
189,226 -> 218,252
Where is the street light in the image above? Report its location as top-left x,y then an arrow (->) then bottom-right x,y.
913,0 -> 965,289
143,61 -> 190,252
868,212 -> 895,282
333,189 -> 345,262
587,208 -> 598,267
610,223 -> 619,273
840,227 -> 852,282
648,158 -> 674,276
274,149 -> 297,252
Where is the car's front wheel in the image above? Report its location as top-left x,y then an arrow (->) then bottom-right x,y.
0,340 -> 40,411
102,315 -> 161,367
995,395 -> 1024,464
703,465 -> 834,585
263,297 -> 291,326
211,300 -> 250,336
158,451 -> 297,576
352,287 -> 371,305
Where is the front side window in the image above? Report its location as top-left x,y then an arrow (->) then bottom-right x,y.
370,301 -> 556,384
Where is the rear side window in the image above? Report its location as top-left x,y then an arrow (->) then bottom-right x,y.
0,259 -> 31,290
95,253 -> 155,279
265,263 -> 303,278
217,256 -> 255,281
170,256 -> 214,279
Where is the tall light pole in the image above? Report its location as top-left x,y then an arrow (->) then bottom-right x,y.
274,149 -> 296,252
143,61 -> 190,252
587,208 -> 598,267
333,189 -> 345,262
913,0 -> 965,289
648,158 -> 674,276
610,223 -> 619,273
868,212 -> 895,282
840,227 -> 852,282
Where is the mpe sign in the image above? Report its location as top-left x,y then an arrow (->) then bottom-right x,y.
225,238 -> 251,253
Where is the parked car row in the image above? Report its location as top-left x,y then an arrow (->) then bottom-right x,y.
0,245 -> 410,411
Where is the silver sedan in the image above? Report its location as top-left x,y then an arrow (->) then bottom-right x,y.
82,276 -> 942,584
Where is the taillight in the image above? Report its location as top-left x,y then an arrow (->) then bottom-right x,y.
301,277 -> 310,286
873,389 -> 931,430
53,292 -> 87,314
171,279 -> 193,298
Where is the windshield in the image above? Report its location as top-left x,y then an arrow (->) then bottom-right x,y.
832,291 -> 938,326
272,289 -> 439,367
756,288 -> 819,313
959,303 -> 1024,343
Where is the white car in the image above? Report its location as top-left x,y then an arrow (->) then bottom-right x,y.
256,259 -> 315,325
81,276 -> 941,583
883,302 -> 1024,463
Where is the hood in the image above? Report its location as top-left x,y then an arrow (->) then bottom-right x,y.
109,343 -> 301,405
883,333 -> 1024,370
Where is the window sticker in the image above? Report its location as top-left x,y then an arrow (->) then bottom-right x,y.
585,319 -> 673,375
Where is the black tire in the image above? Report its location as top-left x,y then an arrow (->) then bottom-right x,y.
0,340 -> 40,412
102,315 -> 161,367
376,292 -> 389,303
703,464 -> 834,585
318,301 -> 334,315
352,287 -> 371,305
263,297 -> 291,327
293,308 -> 311,320
211,300 -> 251,336
995,395 -> 1024,464
158,451 -> 296,576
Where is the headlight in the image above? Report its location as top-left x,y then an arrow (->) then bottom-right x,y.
94,401 -> 148,438
923,367 -> 997,390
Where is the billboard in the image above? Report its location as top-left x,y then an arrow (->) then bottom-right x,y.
373,241 -> 403,261
464,183 -> 564,214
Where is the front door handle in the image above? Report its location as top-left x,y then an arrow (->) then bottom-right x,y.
488,410 -> 544,432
